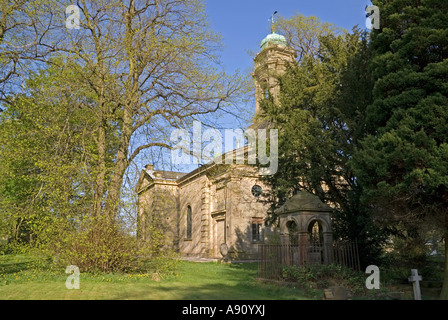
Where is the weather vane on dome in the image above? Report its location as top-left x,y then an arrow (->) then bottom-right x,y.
269,11 -> 278,33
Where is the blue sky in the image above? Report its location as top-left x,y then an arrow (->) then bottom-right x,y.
205,0 -> 373,74
136,0 -> 376,173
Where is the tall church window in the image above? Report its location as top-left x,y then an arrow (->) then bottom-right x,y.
252,217 -> 264,242
186,205 -> 192,239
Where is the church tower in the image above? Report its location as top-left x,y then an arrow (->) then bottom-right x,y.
252,19 -> 296,122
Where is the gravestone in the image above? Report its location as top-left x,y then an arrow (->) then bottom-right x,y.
220,243 -> 228,257
408,269 -> 422,300
322,286 -> 348,300
323,289 -> 334,300
220,243 -> 229,262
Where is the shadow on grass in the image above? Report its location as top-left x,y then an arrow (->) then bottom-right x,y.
0,255 -> 40,274
0,257 -> 315,300
107,261 -> 314,300
108,280 -> 311,300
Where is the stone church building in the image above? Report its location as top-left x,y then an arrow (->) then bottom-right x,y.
135,29 -> 333,260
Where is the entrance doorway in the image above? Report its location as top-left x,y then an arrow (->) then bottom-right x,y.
213,217 -> 225,258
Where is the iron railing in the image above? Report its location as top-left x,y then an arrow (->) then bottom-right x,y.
258,240 -> 360,280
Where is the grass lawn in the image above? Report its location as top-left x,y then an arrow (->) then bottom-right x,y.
0,254 -> 317,300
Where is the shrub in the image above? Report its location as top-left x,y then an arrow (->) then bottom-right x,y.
55,215 -> 139,273
281,264 -> 366,295
51,215 -> 179,275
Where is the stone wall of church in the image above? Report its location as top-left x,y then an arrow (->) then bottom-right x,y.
218,166 -> 270,259
137,165 -> 273,260
137,181 -> 179,250
225,167 -> 272,260
178,174 -> 211,257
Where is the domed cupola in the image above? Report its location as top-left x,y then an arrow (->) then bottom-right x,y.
260,32 -> 288,50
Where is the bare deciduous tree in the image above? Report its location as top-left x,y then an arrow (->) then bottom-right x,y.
0,0 -> 62,100
45,0 -> 249,219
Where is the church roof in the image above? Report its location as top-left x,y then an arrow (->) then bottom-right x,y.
135,167 -> 187,193
150,169 -> 187,180
135,144 -> 261,194
260,32 -> 288,50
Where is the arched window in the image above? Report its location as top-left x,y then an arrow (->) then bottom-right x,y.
286,220 -> 299,245
186,205 -> 192,239
308,220 -> 323,245
251,217 -> 264,242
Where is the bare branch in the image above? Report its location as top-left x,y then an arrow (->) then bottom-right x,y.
128,142 -> 172,164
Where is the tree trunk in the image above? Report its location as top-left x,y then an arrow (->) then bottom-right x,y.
93,120 -> 107,217
103,2 -> 137,221
103,150 -> 128,221
103,105 -> 133,220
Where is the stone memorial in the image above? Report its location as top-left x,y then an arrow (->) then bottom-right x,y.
408,269 -> 422,300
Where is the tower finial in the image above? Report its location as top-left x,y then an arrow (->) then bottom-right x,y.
269,11 -> 278,33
